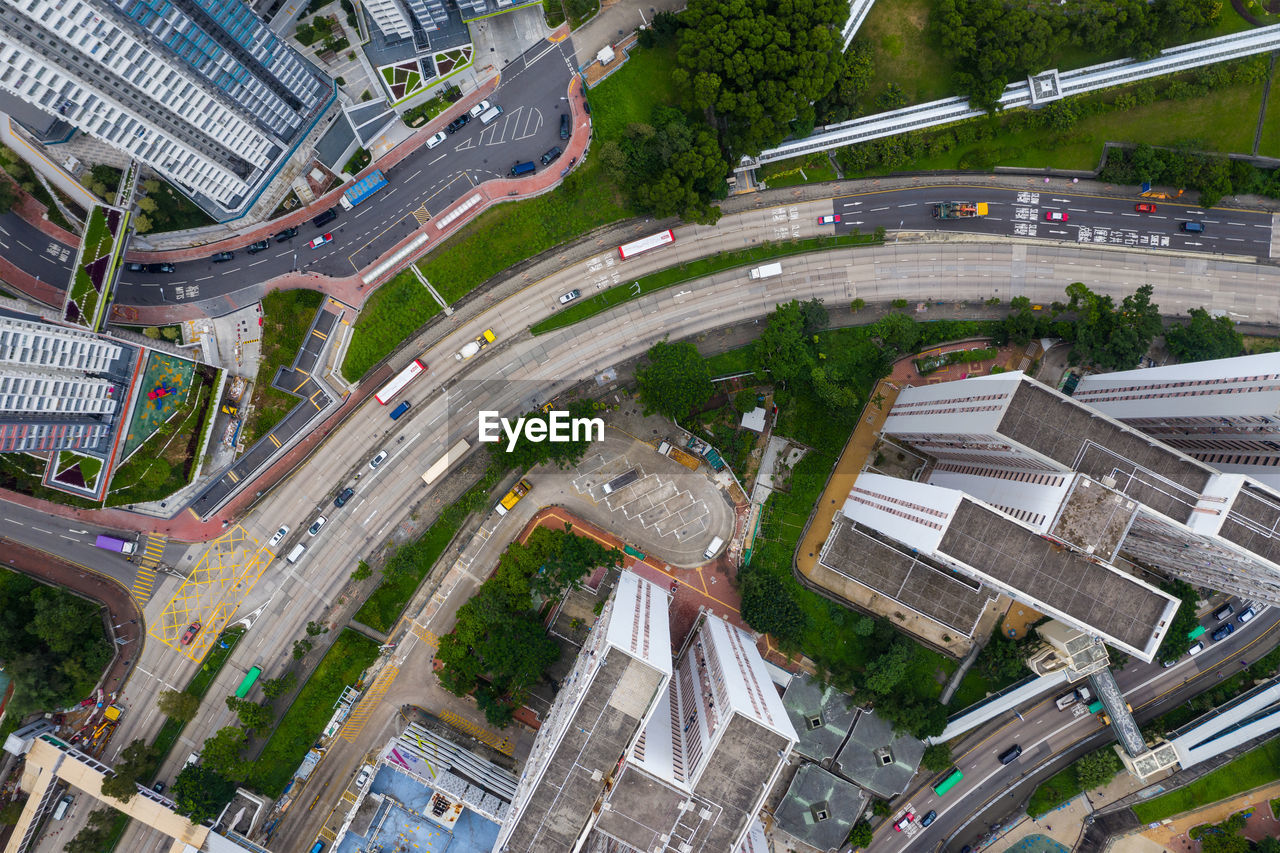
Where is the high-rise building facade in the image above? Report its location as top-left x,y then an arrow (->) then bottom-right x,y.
833,370 -> 1280,657
0,0 -> 333,218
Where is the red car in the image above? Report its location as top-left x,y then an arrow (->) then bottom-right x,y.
180,621 -> 201,645
308,232 -> 333,249
1135,203 -> 1157,213
894,812 -> 915,832
818,214 -> 841,225
1044,211 -> 1068,222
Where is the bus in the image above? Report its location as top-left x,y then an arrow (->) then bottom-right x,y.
618,229 -> 675,260
375,359 -> 427,405
421,439 -> 471,485
235,666 -> 262,699
932,767 -> 963,797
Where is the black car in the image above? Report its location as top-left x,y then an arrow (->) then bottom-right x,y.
312,208 -> 338,228
920,810 -> 937,828
446,114 -> 469,133
124,262 -> 146,272
246,239 -> 270,254
146,263 -> 176,274
541,146 -> 563,166
275,227 -> 299,242
560,112 -> 571,140
334,487 -> 355,508
211,251 -> 234,263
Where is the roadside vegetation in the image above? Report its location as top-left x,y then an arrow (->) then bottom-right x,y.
1133,738 -> 1280,823
245,289 -> 324,445
341,269 -> 442,380
133,178 -> 215,234
1027,747 -> 1123,816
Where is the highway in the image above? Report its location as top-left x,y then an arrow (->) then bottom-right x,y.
0,501 -> 149,586
834,188 -> 1273,258
113,37 -> 577,310
22,193 -> 1280,850
875,600 -> 1280,853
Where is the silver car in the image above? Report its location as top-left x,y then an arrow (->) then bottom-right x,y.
559,289 -> 581,305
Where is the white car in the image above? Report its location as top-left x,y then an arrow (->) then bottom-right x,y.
369,450 -> 389,469
268,526 -> 289,547
1188,641 -> 1205,656
1238,606 -> 1257,624
559,289 -> 580,305
425,131 -> 447,150
468,99 -> 492,118
308,516 -> 327,536
355,766 -> 372,789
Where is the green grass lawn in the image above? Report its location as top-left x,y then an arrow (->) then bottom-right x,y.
948,669 -> 998,709
704,345 -> 755,378
1259,98 -> 1280,158
244,290 -> 324,445
248,630 -> 380,797
760,154 -> 838,188
531,232 -> 882,335
341,270 -> 442,382
1133,739 -> 1280,823
586,44 -> 680,142
1028,764 -> 1085,817
855,0 -> 956,107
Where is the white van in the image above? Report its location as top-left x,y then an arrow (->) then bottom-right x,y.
1054,692 -> 1077,711
703,536 -> 725,560
479,105 -> 504,126
287,543 -> 307,564
52,795 -> 72,820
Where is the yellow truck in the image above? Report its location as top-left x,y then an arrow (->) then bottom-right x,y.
496,478 -> 531,516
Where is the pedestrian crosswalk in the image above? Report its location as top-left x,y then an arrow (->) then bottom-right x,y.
130,534 -> 166,603
413,206 -> 432,226
340,664 -> 399,742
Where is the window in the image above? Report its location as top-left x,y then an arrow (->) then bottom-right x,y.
806,715 -> 822,731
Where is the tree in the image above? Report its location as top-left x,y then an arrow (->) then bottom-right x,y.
0,178 -> 16,215
1065,282 -> 1162,370
171,763 -> 236,825
853,615 -> 876,637
864,639 -> 914,694
1154,580 -> 1200,663
225,696 -> 273,732
261,671 -> 297,701
63,807 -> 118,853
499,400 -> 601,471
738,566 -> 808,645
799,298 -> 829,335
753,301 -> 816,389
306,620 -> 328,636
848,819 -> 874,848
1196,814 -> 1249,853
733,389 -> 757,414
136,196 -> 158,213
851,298 -> 866,313
977,626 -> 1030,682
132,214 -> 153,234
872,799 -> 891,817
101,739 -> 156,803
871,312 -> 920,355
351,560 -> 373,581
292,638 -> 313,659
1165,308 -> 1243,363
1074,747 -> 1121,790
636,340 -> 712,421
922,743 -> 953,773
157,689 -> 200,722
200,726 -> 249,781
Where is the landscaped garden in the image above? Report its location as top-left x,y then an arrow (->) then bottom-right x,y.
340,269 -> 442,381
67,205 -> 124,330
243,290 -> 324,446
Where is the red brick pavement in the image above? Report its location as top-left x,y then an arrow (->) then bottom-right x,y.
1,539 -> 144,698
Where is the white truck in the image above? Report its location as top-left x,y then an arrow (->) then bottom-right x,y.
456,329 -> 496,360
749,262 -> 782,280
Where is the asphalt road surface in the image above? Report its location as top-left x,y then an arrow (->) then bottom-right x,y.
114,37 -> 577,309
833,188 -> 1273,259
0,209 -> 75,282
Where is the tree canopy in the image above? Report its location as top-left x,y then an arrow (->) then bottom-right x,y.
63,807 -> 119,853
435,528 -> 622,725
199,726 -> 249,782
171,763 -> 237,825
157,689 -> 200,723
600,108 -> 728,224
636,340 -> 713,422
1154,580 -> 1200,663
101,740 -> 157,803
1066,282 -> 1162,370
1074,747 -> 1122,789
738,564 -> 809,645
921,743 -> 953,773
1165,308 -> 1243,363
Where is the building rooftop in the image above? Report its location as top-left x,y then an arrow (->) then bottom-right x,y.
773,764 -> 867,853
1001,381 -> 1214,525
1047,474 -> 1138,562
941,499 -> 1176,658
834,711 -> 924,799
1219,482 -> 1280,571
1073,351 -> 1280,419
818,515 -> 992,635
781,674 -> 858,763
314,111 -> 357,169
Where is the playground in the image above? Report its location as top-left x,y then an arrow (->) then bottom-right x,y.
120,352 -> 196,460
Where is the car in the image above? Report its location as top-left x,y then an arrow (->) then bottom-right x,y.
1213,603 -> 1235,622
541,146 -> 563,166
446,114 -> 469,133
334,487 -> 355,508
312,208 -> 338,228
1212,623 -> 1236,642
1188,641 -> 1206,656
558,289 -> 581,305
355,766 -> 372,789
275,227 -> 299,242
1161,658 -> 1178,668
1044,210 -> 1069,222
125,262 -> 146,272
180,622 -> 201,645
1136,203 -> 1158,213
211,251 -> 234,263
152,781 -> 165,794
893,813 -> 914,832
268,526 -> 289,547
469,99 -> 492,118
425,131 -> 447,150
1238,606 -> 1257,624
146,263 -> 175,274
308,516 -> 327,536
370,450 -> 389,469
920,811 -> 937,828
818,214 -> 841,224
246,239 -> 270,254
308,233 -> 333,249
560,112 -> 571,139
